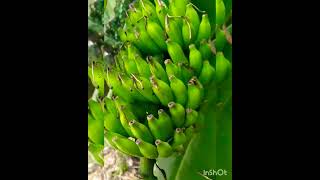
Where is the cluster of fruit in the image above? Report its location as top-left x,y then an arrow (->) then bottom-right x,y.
88,0 -> 232,171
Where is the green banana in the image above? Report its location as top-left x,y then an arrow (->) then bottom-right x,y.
88,142 -> 104,165
154,0 -> 169,29
118,73 -> 148,102
105,67 -> 134,103
147,56 -> 169,84
131,74 -> 160,104
155,139 -> 173,157
199,60 -> 216,85
166,39 -> 188,64
104,97 -> 118,118
127,43 -> 142,60
178,63 -> 194,83
216,0 -> 226,25
133,54 -> 152,78
135,19 -> 162,54
184,108 -> 198,127
129,120 -> 154,143
172,128 -> 187,148
116,101 -> 136,137
169,75 -> 187,106
88,63 -> 105,97
88,99 -> 104,122
146,19 -> 167,51
136,139 -> 158,159
150,75 -> 174,106
185,3 -> 200,36
168,102 -> 185,127
123,54 -> 139,76
112,136 -> 144,158
215,52 -> 231,83
157,109 -> 174,140
164,59 -> 182,80
196,14 -> 211,45
165,15 -> 184,47
88,113 -> 104,145
104,109 -> 128,136
189,44 -> 203,75
187,77 -> 204,109
199,39 -> 213,60
139,0 -> 159,23
215,27 -> 227,51
105,130 -> 124,150
182,17 -> 195,46
169,0 -> 188,16
147,114 -> 172,141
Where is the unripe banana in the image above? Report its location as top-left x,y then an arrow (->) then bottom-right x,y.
105,130 -> 125,150
127,7 -> 144,26
123,54 -> 139,76
88,142 -> 104,165
168,75 -> 187,106
136,139 -> 158,159
118,73 -> 148,102
88,99 -> 104,122
88,63 -> 105,97
178,63 -> 194,83
154,0 -> 169,28
129,120 -> 154,143
187,77 -> 204,109
105,67 -> 134,103
215,52 -> 231,83
164,59 -> 182,80
147,114 -> 172,141
168,102 -> 185,127
166,39 -> 188,65
139,0 -> 159,24
155,139 -> 173,157
215,27 -> 227,51
196,14 -> 211,45
135,20 -> 162,54
112,136 -> 144,158
216,0 -> 226,25
127,43 -> 142,60
104,97 -> 118,118
133,54 -> 152,78
185,3 -> 200,36
172,128 -> 187,148
132,75 -> 160,104
189,44 -> 203,75
146,19 -> 167,51
116,101 -> 136,137
184,108 -> 198,127
157,109 -> 174,139
182,18 -> 196,46
104,109 -> 128,136
150,75 -> 174,106
147,56 -> 169,84
165,15 -> 184,47
169,0 -> 188,16
199,60 -> 216,85
199,39 -> 213,60
88,113 -> 104,145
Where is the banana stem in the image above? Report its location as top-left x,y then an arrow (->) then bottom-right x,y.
139,157 -> 156,179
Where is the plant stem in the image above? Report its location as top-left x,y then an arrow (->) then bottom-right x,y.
139,157 -> 156,179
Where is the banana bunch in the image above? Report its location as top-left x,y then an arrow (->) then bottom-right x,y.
102,0 -> 231,157
88,0 -> 232,177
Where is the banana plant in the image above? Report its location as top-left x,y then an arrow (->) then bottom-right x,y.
88,0 -> 232,179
